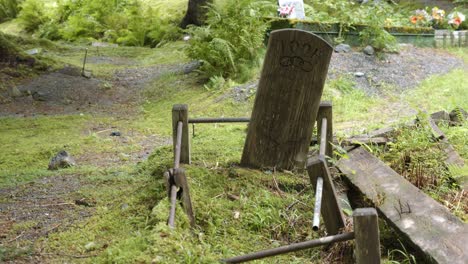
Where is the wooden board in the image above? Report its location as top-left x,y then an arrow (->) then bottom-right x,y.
337,147 -> 468,264
307,157 -> 345,235
241,29 -> 333,170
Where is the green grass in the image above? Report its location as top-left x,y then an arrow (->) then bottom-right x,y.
46,41 -> 188,77
0,19 -> 23,35
0,115 -> 143,188
2,41 -> 468,263
404,69 -> 468,113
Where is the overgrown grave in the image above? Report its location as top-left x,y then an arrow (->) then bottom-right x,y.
167,29 -> 381,263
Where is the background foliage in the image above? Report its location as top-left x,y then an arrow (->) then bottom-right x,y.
185,0 -> 275,84
0,0 -> 22,23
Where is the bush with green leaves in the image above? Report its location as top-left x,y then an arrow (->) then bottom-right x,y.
17,0 -> 47,32
185,0 -> 275,84
15,0 -> 183,46
0,0 -> 22,23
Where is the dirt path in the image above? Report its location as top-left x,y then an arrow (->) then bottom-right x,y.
0,61 -> 196,117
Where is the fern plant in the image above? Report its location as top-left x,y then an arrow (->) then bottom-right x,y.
0,0 -> 22,23
185,0 -> 275,84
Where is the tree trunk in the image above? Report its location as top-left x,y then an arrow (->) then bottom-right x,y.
180,0 -> 211,28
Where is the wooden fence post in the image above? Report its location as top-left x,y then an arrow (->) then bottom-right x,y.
353,208 -> 381,264
172,104 -> 190,164
316,102 -> 333,159
307,158 -> 345,235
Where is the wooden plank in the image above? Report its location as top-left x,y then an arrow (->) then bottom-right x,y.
317,102 -> 333,159
241,29 -> 333,170
353,208 -> 381,264
307,156 -> 345,235
174,168 -> 195,227
439,139 -> 466,190
172,104 -> 190,164
427,116 -> 446,140
431,110 -> 450,125
337,147 -> 468,264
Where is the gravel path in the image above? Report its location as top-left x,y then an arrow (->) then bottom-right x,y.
329,45 -> 464,95
230,45 -> 465,100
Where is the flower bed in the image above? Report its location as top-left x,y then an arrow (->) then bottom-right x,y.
267,18 -> 436,47
268,17 -> 468,48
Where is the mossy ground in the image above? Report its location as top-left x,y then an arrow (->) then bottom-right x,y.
0,35 -> 467,263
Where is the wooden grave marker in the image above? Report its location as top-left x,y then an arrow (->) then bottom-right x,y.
241,29 -> 333,170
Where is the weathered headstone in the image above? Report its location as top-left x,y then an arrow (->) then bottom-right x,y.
241,29 -> 333,170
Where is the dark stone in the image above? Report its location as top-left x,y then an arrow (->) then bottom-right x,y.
48,150 -> 76,170
32,91 -> 49,101
182,61 -> 202,74
110,131 -> 121,137
363,45 -> 375,56
334,44 -> 351,53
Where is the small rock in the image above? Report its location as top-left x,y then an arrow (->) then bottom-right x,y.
121,203 -> 129,210
227,194 -> 240,201
82,71 -> 92,78
85,242 -> 97,251
363,45 -> 375,56
25,48 -> 41,55
354,72 -> 365,77
233,211 -> 240,219
334,44 -> 351,53
48,150 -> 76,170
32,91 -> 49,101
75,198 -> 94,207
183,35 -> 191,41
110,131 -> 121,137
182,61 -> 201,74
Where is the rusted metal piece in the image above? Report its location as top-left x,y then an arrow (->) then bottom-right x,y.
168,184 -> 178,228
222,232 -> 355,263
312,176 -> 324,231
174,121 -> 183,169
188,117 -> 250,124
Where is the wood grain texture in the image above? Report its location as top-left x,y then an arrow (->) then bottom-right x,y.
172,104 -> 190,164
241,29 -> 333,170
337,147 -> 468,264
353,208 -> 381,264
173,168 -> 195,227
317,102 -> 333,159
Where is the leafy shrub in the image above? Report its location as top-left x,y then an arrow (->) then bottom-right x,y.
17,0 -> 183,46
17,0 -> 46,32
0,0 -> 22,23
185,0 -> 275,84
357,3 -> 399,52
